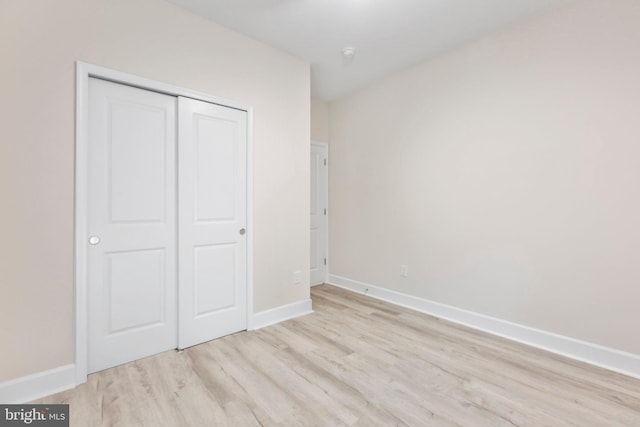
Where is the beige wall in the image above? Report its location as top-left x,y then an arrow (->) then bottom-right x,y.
329,0 -> 640,356
311,97 -> 329,143
0,0 -> 310,382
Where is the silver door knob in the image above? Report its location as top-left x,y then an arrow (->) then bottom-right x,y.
239,228 -> 246,235
88,236 -> 101,245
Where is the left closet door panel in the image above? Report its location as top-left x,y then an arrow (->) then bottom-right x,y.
87,78 -> 178,374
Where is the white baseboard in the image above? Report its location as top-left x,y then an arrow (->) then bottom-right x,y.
0,299 -> 313,403
0,364 -> 76,404
328,274 -> 640,380
251,298 -> 313,330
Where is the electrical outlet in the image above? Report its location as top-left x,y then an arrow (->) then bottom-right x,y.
293,270 -> 302,285
400,265 -> 409,278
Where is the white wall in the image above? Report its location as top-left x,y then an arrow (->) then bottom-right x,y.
329,0 -> 640,356
311,97 -> 329,143
0,0 -> 310,382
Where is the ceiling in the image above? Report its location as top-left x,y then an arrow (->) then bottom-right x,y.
165,0 -> 567,101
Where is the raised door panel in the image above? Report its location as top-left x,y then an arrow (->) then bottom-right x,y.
108,102 -> 168,223
106,249 -> 166,333
194,244 -> 236,315
195,115 -> 237,222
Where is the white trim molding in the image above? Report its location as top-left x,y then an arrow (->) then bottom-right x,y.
251,299 -> 313,330
0,365 -> 76,404
328,274 -> 640,380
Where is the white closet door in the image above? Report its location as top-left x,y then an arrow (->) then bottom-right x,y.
178,97 -> 248,349
87,78 -> 177,373
310,143 -> 328,285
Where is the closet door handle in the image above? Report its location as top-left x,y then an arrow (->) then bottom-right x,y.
239,228 -> 246,235
89,236 -> 101,245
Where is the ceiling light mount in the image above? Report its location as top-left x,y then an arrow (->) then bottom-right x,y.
342,46 -> 356,59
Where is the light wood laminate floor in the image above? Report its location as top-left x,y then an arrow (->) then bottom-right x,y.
35,285 -> 640,426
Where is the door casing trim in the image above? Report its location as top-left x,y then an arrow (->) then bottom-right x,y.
75,61 -> 254,384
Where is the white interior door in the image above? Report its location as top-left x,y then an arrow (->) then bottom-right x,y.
310,142 -> 328,286
87,78 -> 178,373
178,97 -> 248,349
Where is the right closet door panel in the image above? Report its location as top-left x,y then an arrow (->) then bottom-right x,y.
178,96 -> 248,349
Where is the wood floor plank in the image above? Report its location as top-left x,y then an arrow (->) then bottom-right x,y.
33,284 -> 640,426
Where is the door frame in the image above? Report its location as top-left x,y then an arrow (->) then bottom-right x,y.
74,61 -> 254,384
310,141 -> 329,286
